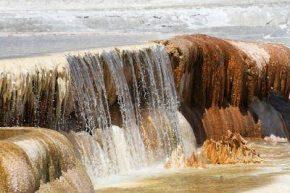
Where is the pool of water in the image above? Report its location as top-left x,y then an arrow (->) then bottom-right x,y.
95,140 -> 290,193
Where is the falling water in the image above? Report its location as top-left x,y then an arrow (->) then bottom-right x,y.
67,43 -> 196,184
0,42 -> 197,187
126,45 -> 181,160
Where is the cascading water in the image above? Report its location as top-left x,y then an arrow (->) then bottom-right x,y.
0,42 -> 197,189
128,46 -> 181,159
67,43 -> 197,185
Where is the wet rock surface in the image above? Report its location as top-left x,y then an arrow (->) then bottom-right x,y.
161,34 -> 290,142
0,34 -> 288,141
0,56 -> 71,129
202,130 -> 262,164
161,35 -> 289,107
0,34 -> 288,193
97,141 -> 290,193
202,106 -> 261,141
0,127 -> 94,193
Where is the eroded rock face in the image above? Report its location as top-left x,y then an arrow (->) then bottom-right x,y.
0,35 -> 288,141
161,34 -> 289,108
202,106 -> 261,141
202,130 -> 261,164
0,127 -> 94,193
36,168 -> 93,193
0,56 -> 71,128
160,34 -> 290,142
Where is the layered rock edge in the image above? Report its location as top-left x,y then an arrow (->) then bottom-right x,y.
158,34 -> 289,143
0,34 -> 288,140
0,34 -> 289,192
0,127 -> 94,193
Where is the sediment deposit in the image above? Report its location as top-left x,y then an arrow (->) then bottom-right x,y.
0,35 -> 288,142
160,34 -> 289,142
0,34 -> 289,192
202,130 -> 261,164
0,127 -> 94,193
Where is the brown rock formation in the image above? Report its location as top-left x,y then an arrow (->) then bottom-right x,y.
202,106 -> 261,141
161,34 -> 289,107
202,130 -> 261,164
159,34 -> 290,142
0,127 -> 94,193
0,56 -> 71,129
0,34 -> 288,143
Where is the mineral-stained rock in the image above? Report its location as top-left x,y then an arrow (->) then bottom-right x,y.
202,130 -> 262,164
160,34 -> 289,108
0,127 -> 94,193
160,34 -> 290,142
0,55 -> 71,128
0,34 -> 288,144
202,106 -> 261,141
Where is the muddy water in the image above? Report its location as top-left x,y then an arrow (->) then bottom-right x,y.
96,140 -> 290,193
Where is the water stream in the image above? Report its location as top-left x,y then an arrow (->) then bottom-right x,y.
67,43 -> 197,185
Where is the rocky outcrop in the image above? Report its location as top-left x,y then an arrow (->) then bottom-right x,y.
0,56 -> 70,129
202,106 -> 261,141
160,34 -> 290,142
202,130 -> 261,164
0,34 -> 288,143
161,34 -> 289,107
1,34 -> 288,193
0,43 -> 173,132
0,127 -> 94,193
165,130 -> 262,167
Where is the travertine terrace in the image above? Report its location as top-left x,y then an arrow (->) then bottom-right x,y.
0,34 -> 289,192
160,34 -> 289,143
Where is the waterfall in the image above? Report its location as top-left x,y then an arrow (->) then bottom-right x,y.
67,43 -> 196,184
0,42 -> 197,187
